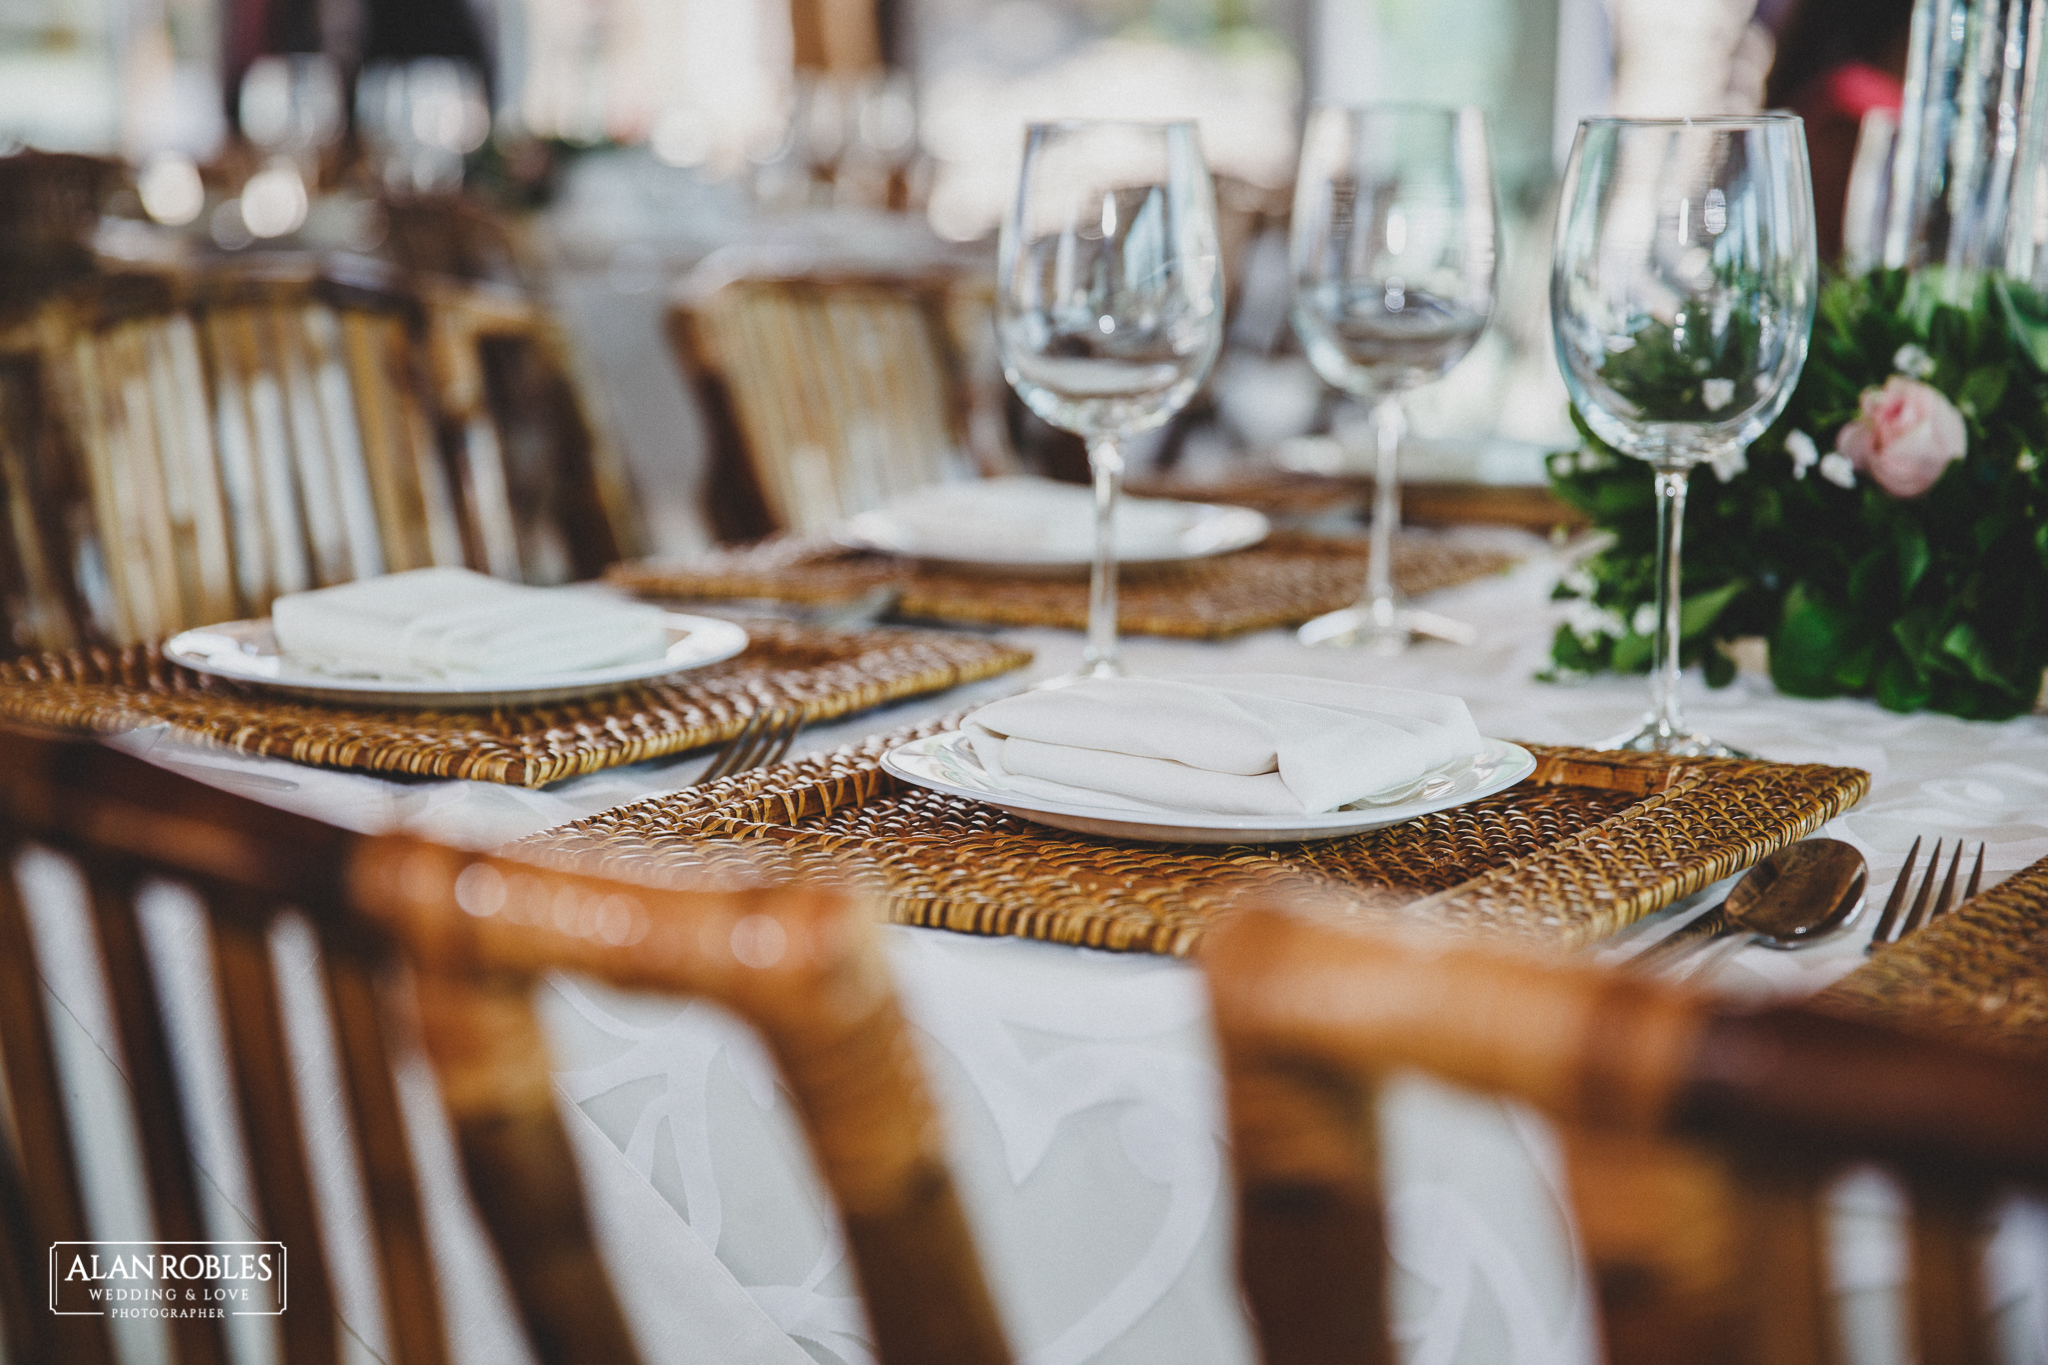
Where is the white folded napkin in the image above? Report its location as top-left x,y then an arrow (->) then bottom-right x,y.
963,674 -> 1486,816
852,477 -> 1204,560
270,567 -> 673,681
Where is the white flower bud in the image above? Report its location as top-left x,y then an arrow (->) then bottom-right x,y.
1893,344 -> 1936,379
1785,430 -> 1819,478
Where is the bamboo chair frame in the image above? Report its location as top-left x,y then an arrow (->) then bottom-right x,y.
1203,907 -> 2048,1365
0,258 -> 637,657
0,722 -> 1009,1365
667,257 -> 1010,543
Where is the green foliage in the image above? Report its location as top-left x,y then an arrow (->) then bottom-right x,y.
1548,267 -> 2048,720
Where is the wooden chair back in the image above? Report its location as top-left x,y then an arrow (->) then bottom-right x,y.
669,259 -> 1010,542
1201,907 -> 2048,1365
0,723 -> 1010,1365
0,258 -> 636,656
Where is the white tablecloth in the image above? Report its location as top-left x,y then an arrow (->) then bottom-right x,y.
21,533 -> 2048,1365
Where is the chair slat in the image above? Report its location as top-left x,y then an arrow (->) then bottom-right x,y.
356,838 -> 1018,1365
0,847 -> 115,1365
0,1101 -> 43,1363
1908,1176 -> 1995,1365
318,933 -> 450,1365
84,866 -> 229,1365
1741,1159 -> 1840,1365
208,900 -> 339,1365
1223,1058 -> 1394,1365
410,966 -> 642,1365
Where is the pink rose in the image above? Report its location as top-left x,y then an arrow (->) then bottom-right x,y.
1833,375 -> 1967,499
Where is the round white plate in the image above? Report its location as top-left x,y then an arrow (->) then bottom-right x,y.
834,482 -> 1269,570
880,731 -> 1538,844
163,613 -> 750,709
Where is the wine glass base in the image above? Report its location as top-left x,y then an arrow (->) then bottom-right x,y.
1034,656 -> 1127,690
1297,605 -> 1477,654
1601,717 -> 1754,760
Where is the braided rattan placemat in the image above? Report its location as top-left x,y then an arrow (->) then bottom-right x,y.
1817,857 -> 2048,1056
0,624 -> 1030,788
606,532 -> 1516,640
521,722 -> 1869,954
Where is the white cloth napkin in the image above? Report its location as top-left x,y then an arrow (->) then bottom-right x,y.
851,478 -> 1206,560
963,674 -> 1486,816
270,567 -> 673,680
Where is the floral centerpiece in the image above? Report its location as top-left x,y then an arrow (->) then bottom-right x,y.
1547,268 -> 2048,720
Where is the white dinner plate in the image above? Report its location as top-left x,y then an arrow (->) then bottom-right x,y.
880,730 -> 1538,844
163,612 -> 750,709
833,478 -> 1269,570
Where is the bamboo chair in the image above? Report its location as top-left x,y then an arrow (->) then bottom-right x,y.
0,259 -> 637,656
0,722 -> 1010,1365
1202,907 -> 2048,1365
669,257 -> 1011,542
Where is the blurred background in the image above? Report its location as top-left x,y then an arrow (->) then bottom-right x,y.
0,0 -> 1884,559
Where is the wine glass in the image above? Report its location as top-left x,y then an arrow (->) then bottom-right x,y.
1552,115 -> 1816,756
1290,104 -> 1499,653
356,59 -> 492,197
998,121 -> 1225,681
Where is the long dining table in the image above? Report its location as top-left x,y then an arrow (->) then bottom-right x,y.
21,527 -> 2048,1365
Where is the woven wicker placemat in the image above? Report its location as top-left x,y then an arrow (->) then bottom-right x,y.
606,531 -> 1516,640
520,721 -> 1868,955
0,624 -> 1030,788
1816,856 -> 2048,1057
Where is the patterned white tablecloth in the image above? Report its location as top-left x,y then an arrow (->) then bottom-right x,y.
22,534 -> 2048,1365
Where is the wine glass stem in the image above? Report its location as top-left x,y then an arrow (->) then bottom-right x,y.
1650,467 -> 1690,739
1365,394 -> 1405,626
1084,436 -> 1124,674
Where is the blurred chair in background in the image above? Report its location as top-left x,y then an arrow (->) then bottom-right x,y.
0,230 -> 639,655
669,253 -> 1011,542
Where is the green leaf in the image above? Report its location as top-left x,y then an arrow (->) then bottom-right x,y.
1875,652 -> 1933,711
1770,584 -> 1858,697
1895,523 -> 1931,598
1938,620 -> 2021,693
1679,579 -> 1747,640
1847,550 -> 1890,609
1960,364 -> 2009,417
1611,630 -> 1653,673
1995,276 -> 2048,372
1831,638 -> 1880,691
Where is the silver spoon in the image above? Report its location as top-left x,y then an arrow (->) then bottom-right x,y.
1633,838 -> 1868,974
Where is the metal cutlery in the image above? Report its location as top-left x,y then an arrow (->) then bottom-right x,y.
693,706 -> 804,786
1866,836 -> 1986,953
1634,838 -> 1867,974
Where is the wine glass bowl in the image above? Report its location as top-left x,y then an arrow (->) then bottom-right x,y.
1288,105 -> 1499,652
1551,114 -> 1817,755
998,121 -> 1224,680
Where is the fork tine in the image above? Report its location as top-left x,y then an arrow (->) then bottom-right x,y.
697,711 -> 765,785
722,707 -> 802,780
732,713 -> 780,773
1897,840 -> 1944,940
1965,843 -> 1985,900
761,709 -> 803,768
1928,841 -> 1966,921
1867,836 -> 1922,951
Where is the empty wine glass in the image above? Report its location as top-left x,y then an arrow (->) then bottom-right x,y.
1290,104 -> 1499,653
1552,115 -> 1816,756
998,120 -> 1224,681
357,58 -> 491,197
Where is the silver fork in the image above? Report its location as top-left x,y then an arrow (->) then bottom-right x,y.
693,706 -> 804,786
1865,836 -> 1986,953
